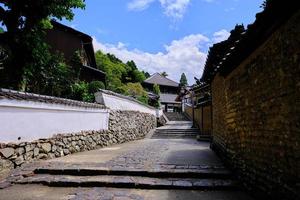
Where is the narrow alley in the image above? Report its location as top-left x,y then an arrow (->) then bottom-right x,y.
0,120 -> 254,200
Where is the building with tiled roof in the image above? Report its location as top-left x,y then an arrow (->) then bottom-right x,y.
142,73 -> 181,112
46,21 -> 106,84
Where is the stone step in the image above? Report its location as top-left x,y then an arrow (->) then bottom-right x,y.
156,128 -> 199,131
153,131 -> 198,134
34,167 -> 232,179
15,174 -> 239,190
155,130 -> 199,132
151,134 -> 198,139
197,135 -> 212,142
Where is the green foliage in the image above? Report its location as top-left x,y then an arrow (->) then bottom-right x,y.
22,37 -> 74,97
70,82 -> 94,102
121,83 -> 146,97
137,95 -> 149,105
0,0 -> 85,89
118,82 -> 149,104
88,81 -> 105,94
95,50 -> 126,91
70,51 -> 84,81
0,27 -> 3,33
132,70 -> 146,82
142,71 -> 150,78
95,50 -> 148,92
161,72 -> 168,77
152,100 -> 160,108
95,50 -> 151,105
153,84 -> 161,95
69,81 -> 106,102
179,73 -> 188,87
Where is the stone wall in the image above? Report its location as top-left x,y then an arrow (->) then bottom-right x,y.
211,11 -> 300,199
0,110 -> 156,176
108,110 -> 156,142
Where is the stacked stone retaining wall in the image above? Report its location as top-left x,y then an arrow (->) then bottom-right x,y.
0,110 -> 156,175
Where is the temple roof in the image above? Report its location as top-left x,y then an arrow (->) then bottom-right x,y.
144,73 -> 179,87
160,93 -> 181,104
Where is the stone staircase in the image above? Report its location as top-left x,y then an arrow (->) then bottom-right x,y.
163,112 -> 190,121
14,165 -> 238,191
7,123 -> 238,193
151,128 -> 199,139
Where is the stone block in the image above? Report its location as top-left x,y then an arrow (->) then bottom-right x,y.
38,154 -> 48,160
33,148 -> 39,157
14,156 -> 24,166
41,143 -> 52,153
15,147 -> 25,156
0,148 -> 15,158
0,159 -> 14,171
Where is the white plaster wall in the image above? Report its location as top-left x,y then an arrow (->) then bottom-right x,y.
0,99 -> 109,143
96,92 -> 162,117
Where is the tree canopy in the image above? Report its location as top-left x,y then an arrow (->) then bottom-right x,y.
179,73 -> 188,87
95,50 -> 151,104
0,0 -> 85,89
161,71 -> 168,77
95,50 -> 148,91
153,84 -> 160,95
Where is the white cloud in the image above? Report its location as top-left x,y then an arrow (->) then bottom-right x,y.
128,0 -> 191,20
159,0 -> 191,20
93,30 -> 228,85
212,29 -> 230,43
127,0 -> 156,11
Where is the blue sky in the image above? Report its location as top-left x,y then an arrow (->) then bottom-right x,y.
61,0 -> 264,84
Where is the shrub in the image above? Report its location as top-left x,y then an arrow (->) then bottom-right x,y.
88,81 -> 105,94
70,81 -> 93,102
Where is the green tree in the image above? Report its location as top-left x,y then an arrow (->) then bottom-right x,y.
119,82 -> 149,104
88,81 -> 105,94
22,43 -> 73,97
132,70 -> 146,82
70,81 -> 94,102
0,0 -> 85,89
161,71 -> 168,77
153,84 -> 160,95
142,71 -> 150,78
95,50 -> 126,91
95,51 -> 146,91
124,60 -> 145,83
179,73 -> 188,87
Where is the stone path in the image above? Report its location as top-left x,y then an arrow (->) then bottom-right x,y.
0,121 -> 254,200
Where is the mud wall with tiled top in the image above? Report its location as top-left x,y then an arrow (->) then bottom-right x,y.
0,90 -> 156,176
0,89 -> 109,143
184,104 -> 212,134
211,11 -> 300,199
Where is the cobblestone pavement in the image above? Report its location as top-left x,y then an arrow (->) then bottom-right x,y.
0,121 -> 255,200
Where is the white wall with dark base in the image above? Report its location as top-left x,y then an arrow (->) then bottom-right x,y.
0,99 -> 109,143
